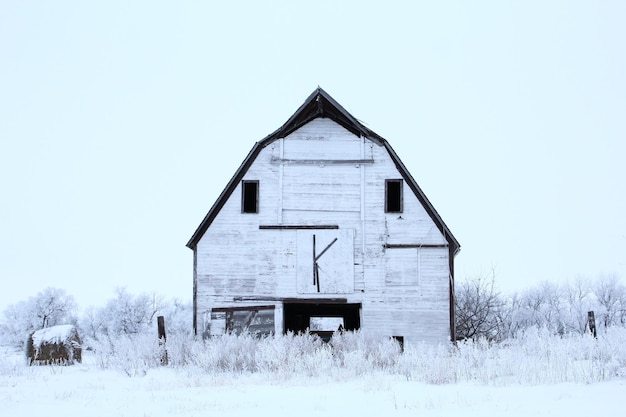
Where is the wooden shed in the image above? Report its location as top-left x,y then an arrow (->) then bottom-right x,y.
27,324 -> 82,365
187,88 -> 460,345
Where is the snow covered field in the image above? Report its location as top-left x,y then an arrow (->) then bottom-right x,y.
2,329 -> 625,417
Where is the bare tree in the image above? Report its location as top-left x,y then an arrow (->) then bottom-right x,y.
99,288 -> 165,336
0,287 -> 77,347
563,277 -> 593,333
31,287 -> 77,329
594,274 -> 626,327
455,271 -> 504,340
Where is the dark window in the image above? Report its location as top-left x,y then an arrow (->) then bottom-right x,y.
392,336 -> 404,353
242,180 -> 258,213
385,179 -> 403,212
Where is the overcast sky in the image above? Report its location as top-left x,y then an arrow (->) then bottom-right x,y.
1,1 -> 625,311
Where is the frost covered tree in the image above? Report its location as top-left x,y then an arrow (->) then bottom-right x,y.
456,273 -> 626,340
77,290 -> 191,344
31,287 -> 77,329
0,287 -> 77,347
97,288 -> 164,336
563,277 -> 594,333
455,272 -> 504,340
159,298 -> 193,336
593,274 -> 626,327
80,305 -> 107,341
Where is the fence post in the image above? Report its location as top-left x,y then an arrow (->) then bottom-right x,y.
157,315 -> 168,365
587,311 -> 597,338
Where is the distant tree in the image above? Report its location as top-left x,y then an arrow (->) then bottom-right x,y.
31,287 -> 77,329
80,305 -> 107,341
0,300 -> 33,347
0,287 -> 77,347
593,274 -> 626,327
159,298 -> 193,336
77,290 -> 191,344
455,271 -> 504,341
98,288 -> 164,336
563,277 -> 594,333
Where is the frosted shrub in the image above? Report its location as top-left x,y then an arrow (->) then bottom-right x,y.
80,327 -> 626,385
91,333 -> 165,377
397,343 -> 459,384
0,347 -> 30,377
200,332 -> 258,372
393,327 -> 626,385
329,330 -> 402,376
170,331 -> 332,377
256,332 -> 331,377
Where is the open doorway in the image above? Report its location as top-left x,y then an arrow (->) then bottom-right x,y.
283,302 -> 361,340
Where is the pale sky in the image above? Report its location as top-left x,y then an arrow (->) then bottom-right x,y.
1,1 -> 625,311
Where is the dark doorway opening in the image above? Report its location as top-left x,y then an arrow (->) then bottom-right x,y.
283,302 -> 361,340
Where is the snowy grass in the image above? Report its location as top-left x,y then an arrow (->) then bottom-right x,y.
2,329 -> 626,416
62,326 -> 626,385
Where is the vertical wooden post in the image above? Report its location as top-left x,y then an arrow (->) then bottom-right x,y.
157,315 -> 168,365
587,311 -> 597,338
157,316 -> 167,341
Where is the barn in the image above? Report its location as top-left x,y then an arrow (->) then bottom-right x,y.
187,88 -> 460,345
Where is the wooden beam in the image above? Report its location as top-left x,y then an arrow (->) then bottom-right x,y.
212,305 -> 275,312
383,243 -> 448,249
270,157 -> 375,166
315,238 -> 338,261
282,298 -> 348,304
232,296 -> 349,304
260,225 -> 339,230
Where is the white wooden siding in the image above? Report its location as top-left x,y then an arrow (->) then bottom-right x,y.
385,248 -> 419,286
282,165 -> 361,212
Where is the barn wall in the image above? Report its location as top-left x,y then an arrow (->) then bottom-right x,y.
195,118 -> 452,344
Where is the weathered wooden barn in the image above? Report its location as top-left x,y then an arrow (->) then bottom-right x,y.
187,88 -> 460,345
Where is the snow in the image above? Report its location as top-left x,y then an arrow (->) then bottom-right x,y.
31,325 -> 77,347
1,358 -> 623,417
2,329 -> 625,416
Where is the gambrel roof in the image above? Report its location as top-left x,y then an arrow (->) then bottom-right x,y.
187,87 -> 460,254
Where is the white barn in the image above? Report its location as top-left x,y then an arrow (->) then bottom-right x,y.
187,88 -> 460,345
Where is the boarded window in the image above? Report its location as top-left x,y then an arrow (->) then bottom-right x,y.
296,229 -> 355,294
385,179 -> 403,213
385,247 -> 419,286
206,306 -> 274,337
242,180 -> 259,213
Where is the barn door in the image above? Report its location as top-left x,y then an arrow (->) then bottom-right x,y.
296,229 -> 355,294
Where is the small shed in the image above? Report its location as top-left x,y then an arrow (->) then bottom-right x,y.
27,324 -> 82,365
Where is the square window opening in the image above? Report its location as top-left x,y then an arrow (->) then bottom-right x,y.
309,316 -> 345,332
392,336 -> 404,353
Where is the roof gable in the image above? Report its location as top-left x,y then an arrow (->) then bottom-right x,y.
263,87 -> 384,144
186,88 -> 460,254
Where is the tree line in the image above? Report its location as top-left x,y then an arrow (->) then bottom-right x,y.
2,273 -> 625,348
455,272 -> 626,341
0,287 -> 192,348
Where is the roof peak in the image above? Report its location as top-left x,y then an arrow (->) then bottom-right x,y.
263,87 -> 384,144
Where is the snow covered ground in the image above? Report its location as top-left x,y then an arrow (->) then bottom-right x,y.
2,329 -> 625,417
2,362 -> 623,417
